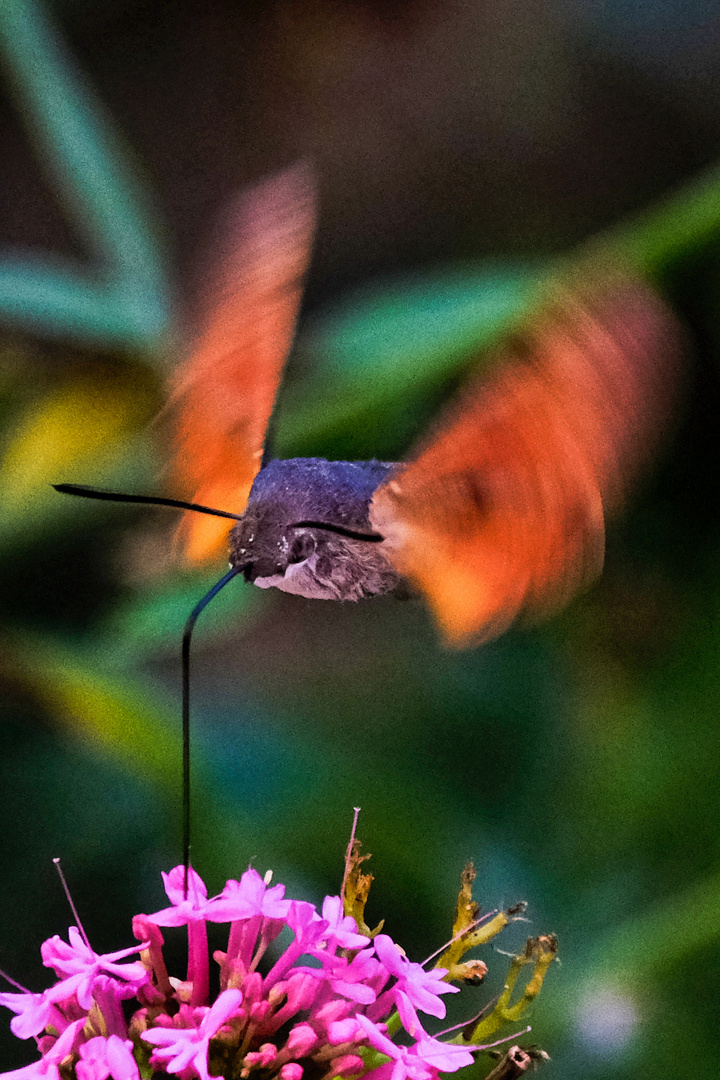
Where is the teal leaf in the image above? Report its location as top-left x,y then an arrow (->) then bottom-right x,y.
0,252 -> 167,349
0,0 -> 171,352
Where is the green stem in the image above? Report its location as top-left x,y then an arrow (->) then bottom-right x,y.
384,1011 -> 402,1038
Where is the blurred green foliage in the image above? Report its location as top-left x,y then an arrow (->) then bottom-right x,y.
1,1 -> 720,1077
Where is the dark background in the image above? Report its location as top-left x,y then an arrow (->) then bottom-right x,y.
2,1 -> 720,1075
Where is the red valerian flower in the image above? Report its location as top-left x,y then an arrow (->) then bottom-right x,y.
0,859 -> 555,1079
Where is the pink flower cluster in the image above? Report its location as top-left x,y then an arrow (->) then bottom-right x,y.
0,865 -> 481,1080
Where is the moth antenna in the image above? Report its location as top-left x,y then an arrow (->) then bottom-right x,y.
181,567 -> 242,895
53,483 -> 243,521
290,520 -> 384,542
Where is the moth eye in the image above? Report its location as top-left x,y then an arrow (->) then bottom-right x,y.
288,532 -> 316,564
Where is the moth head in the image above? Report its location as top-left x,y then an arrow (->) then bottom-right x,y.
230,513 -> 318,582
228,457 -> 395,598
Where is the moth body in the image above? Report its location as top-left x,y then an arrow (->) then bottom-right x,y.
229,457 -> 400,601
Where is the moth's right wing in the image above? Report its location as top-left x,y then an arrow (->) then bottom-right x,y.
168,162 -> 316,563
371,275 -> 684,647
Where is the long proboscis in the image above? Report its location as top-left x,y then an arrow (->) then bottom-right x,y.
181,567 -> 241,894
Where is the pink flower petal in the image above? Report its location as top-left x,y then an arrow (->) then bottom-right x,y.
76,1035 -> 140,1080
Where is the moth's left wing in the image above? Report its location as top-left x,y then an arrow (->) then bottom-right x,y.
168,162 -> 316,562
370,275 -> 684,647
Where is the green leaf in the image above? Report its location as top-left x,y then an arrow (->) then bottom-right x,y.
277,261 -> 540,457
586,157 -> 720,283
0,369 -> 158,551
587,866 -> 720,986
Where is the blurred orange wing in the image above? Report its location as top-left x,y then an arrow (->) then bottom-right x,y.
370,275 -> 683,646
169,163 -> 316,563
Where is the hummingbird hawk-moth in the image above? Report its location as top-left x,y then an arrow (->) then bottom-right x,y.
59,162 -> 683,648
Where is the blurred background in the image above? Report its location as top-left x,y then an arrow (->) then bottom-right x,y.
2,0 -> 720,1074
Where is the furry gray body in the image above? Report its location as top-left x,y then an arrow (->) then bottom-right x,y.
229,458 -> 400,601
